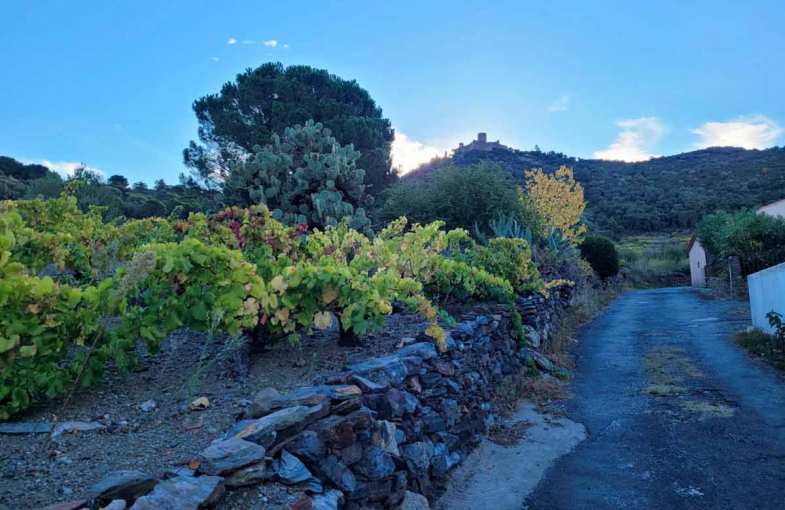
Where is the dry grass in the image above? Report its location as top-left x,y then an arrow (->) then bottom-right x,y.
644,345 -> 704,385
546,279 -> 624,362
520,374 -> 569,403
495,367 -> 568,415
680,400 -> 735,419
489,420 -> 534,446
644,384 -> 687,396
735,329 -> 785,371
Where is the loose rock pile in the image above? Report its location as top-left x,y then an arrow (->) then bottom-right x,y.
44,289 -> 571,510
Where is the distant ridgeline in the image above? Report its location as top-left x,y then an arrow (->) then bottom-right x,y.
405,134 -> 785,235
0,156 -> 56,193
0,155 -> 219,220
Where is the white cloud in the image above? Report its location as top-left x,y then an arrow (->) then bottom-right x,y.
548,95 -> 570,112
692,115 -> 783,150
28,159 -> 103,178
229,38 -> 283,48
593,117 -> 665,162
210,56 -> 220,62
392,131 -> 448,174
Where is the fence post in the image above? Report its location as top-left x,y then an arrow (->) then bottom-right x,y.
728,256 -> 743,297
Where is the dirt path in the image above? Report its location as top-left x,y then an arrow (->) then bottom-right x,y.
525,287 -> 785,509
436,402 -> 586,510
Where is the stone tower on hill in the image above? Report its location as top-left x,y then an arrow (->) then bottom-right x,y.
455,132 -> 509,153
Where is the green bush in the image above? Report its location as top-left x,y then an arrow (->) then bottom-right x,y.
467,238 -> 542,294
697,209 -> 785,270
579,235 -> 619,279
377,162 -> 526,234
426,256 -> 515,304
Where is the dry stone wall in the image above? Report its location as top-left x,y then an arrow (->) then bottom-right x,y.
52,288 -> 572,510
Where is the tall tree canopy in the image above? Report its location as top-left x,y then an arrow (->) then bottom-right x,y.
184,62 -> 395,194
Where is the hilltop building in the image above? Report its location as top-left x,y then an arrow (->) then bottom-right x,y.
455,132 -> 509,153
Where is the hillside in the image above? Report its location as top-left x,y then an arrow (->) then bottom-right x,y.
405,144 -> 785,235
0,155 -> 219,219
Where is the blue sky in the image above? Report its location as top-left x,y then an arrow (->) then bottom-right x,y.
2,1 -> 784,182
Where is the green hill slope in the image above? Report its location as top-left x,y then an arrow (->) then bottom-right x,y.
404,145 -> 785,235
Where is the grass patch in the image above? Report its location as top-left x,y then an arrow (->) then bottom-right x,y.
644,384 -> 687,397
680,400 -> 735,419
643,345 -> 704,386
735,329 -> 785,371
617,234 -> 690,288
546,279 -> 624,363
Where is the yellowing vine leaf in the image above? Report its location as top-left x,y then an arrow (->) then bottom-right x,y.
243,297 -> 259,316
321,287 -> 338,305
271,275 -> 288,293
313,311 -> 333,330
275,308 -> 290,323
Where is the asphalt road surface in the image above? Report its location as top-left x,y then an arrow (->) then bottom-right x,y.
525,287 -> 785,510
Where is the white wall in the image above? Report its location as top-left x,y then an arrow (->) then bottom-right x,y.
689,240 -> 707,287
758,199 -> 785,218
748,261 -> 785,334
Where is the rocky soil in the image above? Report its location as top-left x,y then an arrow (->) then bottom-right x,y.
0,314 -> 429,509
0,292 -> 571,510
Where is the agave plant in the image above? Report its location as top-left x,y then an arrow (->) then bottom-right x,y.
486,213 -> 534,244
472,222 -> 489,245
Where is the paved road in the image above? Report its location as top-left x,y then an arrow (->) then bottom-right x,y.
525,287 -> 785,510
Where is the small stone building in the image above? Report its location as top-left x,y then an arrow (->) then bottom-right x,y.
688,236 -> 708,287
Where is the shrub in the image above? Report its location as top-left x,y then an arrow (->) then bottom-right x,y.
697,209 -> 785,272
467,238 -> 542,294
525,166 -> 586,242
426,257 -> 515,304
377,162 -> 524,234
768,311 -> 785,353
1,196 -> 114,281
579,235 -> 620,279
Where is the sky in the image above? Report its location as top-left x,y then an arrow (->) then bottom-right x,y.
2,1 -> 784,182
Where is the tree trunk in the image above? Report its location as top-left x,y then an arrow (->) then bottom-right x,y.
338,324 -> 361,347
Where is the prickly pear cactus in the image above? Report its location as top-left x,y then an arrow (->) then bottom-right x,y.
225,120 -> 373,234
